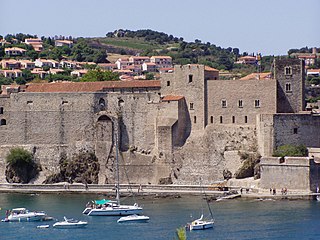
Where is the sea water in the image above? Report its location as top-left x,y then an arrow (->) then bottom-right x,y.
0,193 -> 320,240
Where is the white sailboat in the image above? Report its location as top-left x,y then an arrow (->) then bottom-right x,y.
83,119 -> 142,216
186,179 -> 214,231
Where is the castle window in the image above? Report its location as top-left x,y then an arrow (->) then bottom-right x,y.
232,116 -> 235,123
254,99 -> 260,108
285,66 -> 292,75
293,128 -> 298,134
188,74 -> 193,83
190,102 -> 194,110
118,99 -> 124,107
285,83 -> 292,92
245,116 -> 248,123
221,99 -> 227,108
238,100 -> 243,108
220,116 -> 223,123
0,107 -> 3,114
27,100 -> 33,105
210,116 -> 213,124
62,100 -> 68,105
0,119 -> 6,125
167,81 -> 170,86
194,116 -> 197,123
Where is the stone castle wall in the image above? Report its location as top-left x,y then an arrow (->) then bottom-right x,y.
207,79 -> 277,125
257,113 -> 320,156
0,59 -> 317,186
260,156 -> 320,191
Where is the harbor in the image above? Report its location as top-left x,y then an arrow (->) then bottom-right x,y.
1,192 -> 320,240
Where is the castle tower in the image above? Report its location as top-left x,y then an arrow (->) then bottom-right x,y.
274,58 -> 305,113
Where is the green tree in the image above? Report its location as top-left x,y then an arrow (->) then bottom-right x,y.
6,147 -> 33,166
80,69 -> 119,82
273,145 -> 308,158
145,72 -> 154,80
0,75 -> 13,87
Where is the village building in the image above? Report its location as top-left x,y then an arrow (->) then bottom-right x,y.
0,69 -> 22,78
1,59 -> 21,69
150,56 -> 172,69
55,39 -> 74,48
19,60 -> 35,70
70,69 -> 88,78
236,56 -> 257,65
24,38 -> 43,52
4,47 -> 27,57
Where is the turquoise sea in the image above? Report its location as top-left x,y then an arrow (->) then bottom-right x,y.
0,193 -> 320,240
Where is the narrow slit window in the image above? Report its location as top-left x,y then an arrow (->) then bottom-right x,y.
190,102 -> 194,110
238,100 -> 243,108
285,83 -> 291,92
167,81 -> 170,86
221,99 -> 227,108
188,74 -> 193,83
254,99 -> 260,108
210,116 -> 213,124
194,116 -> 197,123
220,116 -> 223,123
232,116 -> 235,123
245,116 -> 248,123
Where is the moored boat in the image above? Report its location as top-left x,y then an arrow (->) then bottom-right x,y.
4,208 -> 48,222
187,214 -> 214,230
117,214 -> 149,223
53,217 -> 88,228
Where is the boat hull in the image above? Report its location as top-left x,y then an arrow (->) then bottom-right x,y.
87,207 -> 142,216
190,222 -> 214,230
8,213 -> 47,222
53,222 -> 88,229
117,215 -> 149,223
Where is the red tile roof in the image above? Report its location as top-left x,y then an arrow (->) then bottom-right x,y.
25,80 -> 161,93
204,66 -> 219,72
240,72 -> 272,80
162,95 -> 184,101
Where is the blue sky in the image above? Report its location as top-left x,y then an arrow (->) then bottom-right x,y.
1,0 -> 319,55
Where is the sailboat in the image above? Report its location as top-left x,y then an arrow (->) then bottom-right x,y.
186,179 -> 214,231
83,119 -> 143,216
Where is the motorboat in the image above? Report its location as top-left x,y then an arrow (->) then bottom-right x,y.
117,214 -> 149,223
5,208 -> 47,222
53,217 -> 88,228
187,214 -> 214,231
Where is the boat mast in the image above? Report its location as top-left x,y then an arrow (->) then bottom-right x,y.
114,118 -> 120,205
200,177 -> 214,220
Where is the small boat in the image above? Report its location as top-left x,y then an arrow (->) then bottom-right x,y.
53,217 -> 88,228
187,214 -> 214,231
5,208 -> 48,222
117,214 -> 150,223
37,225 -> 50,229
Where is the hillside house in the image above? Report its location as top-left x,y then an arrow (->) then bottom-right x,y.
1,59 -> 21,69
4,47 -> 26,56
